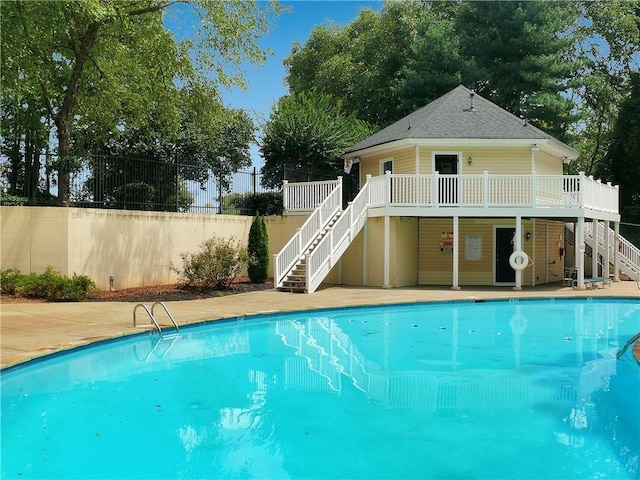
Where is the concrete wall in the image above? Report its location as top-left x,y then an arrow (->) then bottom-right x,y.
1,207 -> 304,290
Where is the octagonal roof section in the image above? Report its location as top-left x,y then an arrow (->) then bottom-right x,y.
344,85 -> 578,159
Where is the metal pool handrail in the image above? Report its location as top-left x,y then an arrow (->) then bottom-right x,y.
151,302 -> 179,332
617,331 -> 640,359
133,303 -> 162,333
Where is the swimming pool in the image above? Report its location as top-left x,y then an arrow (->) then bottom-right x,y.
2,298 -> 639,479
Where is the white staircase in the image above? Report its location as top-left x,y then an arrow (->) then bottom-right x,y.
278,212 -> 342,293
567,222 -> 640,281
274,179 -> 371,293
584,222 -> 639,281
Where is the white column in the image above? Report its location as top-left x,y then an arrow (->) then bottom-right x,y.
383,215 -> 390,288
362,221 -> 368,286
604,220 -> 610,279
591,220 -> 599,278
514,216 -> 523,290
614,221 -> 620,282
531,219 -> 536,287
452,216 -> 460,290
576,217 -> 585,289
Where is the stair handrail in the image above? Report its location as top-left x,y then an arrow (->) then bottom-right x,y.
617,331 -> 640,359
306,181 -> 371,293
274,178 -> 343,288
584,222 -> 640,280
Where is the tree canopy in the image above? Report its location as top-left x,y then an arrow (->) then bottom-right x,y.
1,0 -> 279,205
260,91 -> 372,189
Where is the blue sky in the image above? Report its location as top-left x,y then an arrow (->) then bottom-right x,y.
177,1 -> 383,167
222,1 -> 381,123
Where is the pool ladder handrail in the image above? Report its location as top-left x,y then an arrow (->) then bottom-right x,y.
133,302 -> 179,334
616,331 -> 640,359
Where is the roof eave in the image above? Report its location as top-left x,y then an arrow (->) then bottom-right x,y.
344,138 -> 577,160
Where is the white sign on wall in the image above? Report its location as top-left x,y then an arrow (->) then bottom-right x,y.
465,235 -> 482,261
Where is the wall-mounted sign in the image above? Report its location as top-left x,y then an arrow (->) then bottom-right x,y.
440,231 -> 453,253
465,235 -> 482,261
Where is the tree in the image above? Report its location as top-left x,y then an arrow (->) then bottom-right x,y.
175,83 -> 255,192
1,0 -> 278,205
393,2 -> 470,116
259,91 -> 372,189
568,0 -> 640,176
597,73 -> 640,211
285,2 -> 420,127
247,214 -> 269,283
455,1 -> 580,141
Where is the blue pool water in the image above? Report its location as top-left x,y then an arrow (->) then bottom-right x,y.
2,298 -> 639,479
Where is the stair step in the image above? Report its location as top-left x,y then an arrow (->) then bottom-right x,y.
278,286 -> 306,293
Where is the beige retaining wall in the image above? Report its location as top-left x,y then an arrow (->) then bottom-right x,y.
0,207 -> 304,290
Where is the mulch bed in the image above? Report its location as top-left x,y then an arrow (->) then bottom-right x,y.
1,278 -> 273,304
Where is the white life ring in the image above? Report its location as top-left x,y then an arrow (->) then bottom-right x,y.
509,251 -> 529,270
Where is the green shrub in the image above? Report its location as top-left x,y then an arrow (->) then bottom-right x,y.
171,236 -> 250,290
0,268 -> 23,295
17,268 -> 61,299
60,273 -> 98,301
4,266 -> 96,301
248,214 -> 270,283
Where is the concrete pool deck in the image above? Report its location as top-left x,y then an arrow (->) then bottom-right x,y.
1,281 -> 639,369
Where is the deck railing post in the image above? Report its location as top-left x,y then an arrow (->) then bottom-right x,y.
531,171 -> 537,207
283,180 -> 289,211
433,170 -> 439,207
483,171 -> 489,207
579,172 -> 586,208
385,170 -> 391,206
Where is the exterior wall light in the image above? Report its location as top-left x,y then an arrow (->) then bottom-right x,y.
467,156 -> 472,165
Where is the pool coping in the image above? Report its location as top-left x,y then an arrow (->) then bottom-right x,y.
2,282 -> 639,370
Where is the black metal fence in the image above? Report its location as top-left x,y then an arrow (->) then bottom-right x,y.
0,152 -> 282,215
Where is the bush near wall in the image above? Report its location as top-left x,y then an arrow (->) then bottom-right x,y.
171,236 -> 250,290
0,266 -> 97,301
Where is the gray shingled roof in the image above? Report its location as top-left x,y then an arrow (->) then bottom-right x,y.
345,85 -> 568,154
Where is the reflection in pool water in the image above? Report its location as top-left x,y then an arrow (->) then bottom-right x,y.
2,298 -> 639,479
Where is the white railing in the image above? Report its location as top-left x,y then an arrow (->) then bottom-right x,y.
306,182 -> 371,293
585,222 -> 639,281
283,178 -> 342,212
277,172 -> 622,292
274,178 -> 343,288
582,175 -> 619,213
366,171 -> 618,213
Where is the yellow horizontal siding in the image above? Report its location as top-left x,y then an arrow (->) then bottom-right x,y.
418,147 -> 533,175
534,151 -> 563,175
418,218 -> 565,287
391,148 -> 415,174
419,218 -> 453,285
